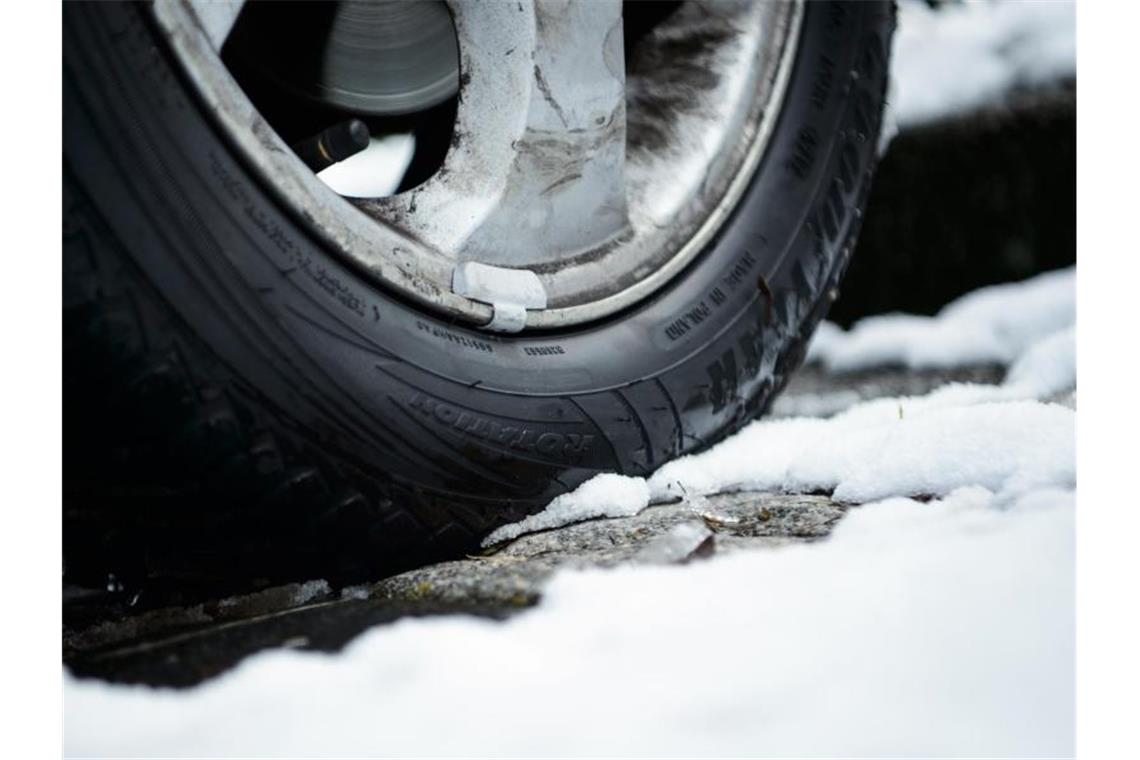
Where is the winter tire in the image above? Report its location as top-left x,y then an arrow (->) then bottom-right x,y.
63,0 -> 895,591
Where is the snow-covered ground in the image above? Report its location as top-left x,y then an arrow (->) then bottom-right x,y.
892,0 -> 1076,127
808,267 -> 1075,375
65,266 -> 1076,757
67,490 -> 1073,757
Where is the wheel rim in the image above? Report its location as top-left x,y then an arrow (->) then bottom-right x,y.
153,0 -> 803,332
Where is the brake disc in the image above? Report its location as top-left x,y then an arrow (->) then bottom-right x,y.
230,0 -> 459,117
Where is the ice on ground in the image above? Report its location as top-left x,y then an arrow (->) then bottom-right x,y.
892,0 -> 1075,128
65,486 -> 1074,758
482,473 -> 649,547
809,267 -> 1075,372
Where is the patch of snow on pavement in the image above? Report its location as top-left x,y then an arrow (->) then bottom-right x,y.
482,474 -> 649,547
651,393 -> 1073,506
1004,325 -> 1076,398
809,267 -> 1074,372
66,486 -> 1074,758
892,0 -> 1075,128
802,319 -> 847,365
768,387 -> 864,420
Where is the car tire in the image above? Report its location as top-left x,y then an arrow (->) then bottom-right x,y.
63,0 -> 895,592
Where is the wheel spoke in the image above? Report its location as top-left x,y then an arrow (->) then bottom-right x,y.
363,0 -> 630,271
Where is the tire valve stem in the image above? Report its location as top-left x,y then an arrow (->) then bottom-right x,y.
291,119 -> 370,173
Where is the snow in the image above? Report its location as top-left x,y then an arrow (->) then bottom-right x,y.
483,473 -> 649,547
808,266 -> 1075,372
215,580 -> 329,612
652,395 -> 1073,506
802,318 -> 847,365
768,387 -> 864,420
291,579 -> 332,606
892,0 -> 1076,128
339,585 -> 372,601
65,485 -> 1074,758
1005,325 -> 1076,398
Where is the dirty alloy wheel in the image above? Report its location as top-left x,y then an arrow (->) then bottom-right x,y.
63,0 -> 895,595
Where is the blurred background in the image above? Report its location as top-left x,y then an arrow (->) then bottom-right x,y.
835,0 -> 1075,324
